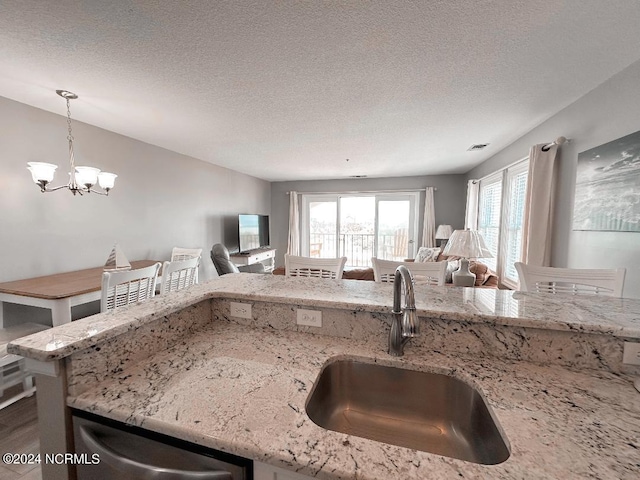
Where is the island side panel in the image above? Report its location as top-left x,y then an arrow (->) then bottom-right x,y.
67,299 -> 212,396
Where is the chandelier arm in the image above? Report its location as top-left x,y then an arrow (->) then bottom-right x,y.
45,184 -> 73,192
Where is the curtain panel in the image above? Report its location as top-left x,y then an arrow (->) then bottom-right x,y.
287,191 -> 301,256
521,144 -> 559,266
421,187 -> 436,247
464,179 -> 479,230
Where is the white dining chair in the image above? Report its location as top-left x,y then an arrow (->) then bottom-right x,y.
160,257 -> 199,295
284,255 -> 347,280
101,263 -> 162,312
171,247 -> 202,283
372,257 -> 447,285
514,262 -> 626,297
0,323 -> 50,410
171,247 -> 202,261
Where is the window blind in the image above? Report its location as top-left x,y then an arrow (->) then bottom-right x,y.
474,159 -> 529,286
504,170 -> 528,282
477,178 -> 502,271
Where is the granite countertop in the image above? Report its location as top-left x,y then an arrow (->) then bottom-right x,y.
9,274 -> 640,478
69,321 -> 640,480
9,274 -> 640,361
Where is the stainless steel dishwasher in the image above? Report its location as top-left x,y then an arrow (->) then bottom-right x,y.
72,410 -> 252,480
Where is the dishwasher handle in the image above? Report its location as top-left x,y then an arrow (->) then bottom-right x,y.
79,425 -> 233,480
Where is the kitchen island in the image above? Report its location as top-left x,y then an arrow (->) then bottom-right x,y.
9,273 -> 640,479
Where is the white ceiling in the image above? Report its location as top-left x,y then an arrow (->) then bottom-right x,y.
1,1 -> 640,182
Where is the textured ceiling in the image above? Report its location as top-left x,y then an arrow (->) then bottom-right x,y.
1,1 -> 640,181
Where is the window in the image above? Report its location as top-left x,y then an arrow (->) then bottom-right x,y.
501,163 -> 528,284
301,192 -> 420,267
474,159 -> 528,288
477,174 -> 502,271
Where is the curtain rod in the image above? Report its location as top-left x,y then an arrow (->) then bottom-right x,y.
286,188 -> 437,195
542,136 -> 569,151
471,136 -> 570,184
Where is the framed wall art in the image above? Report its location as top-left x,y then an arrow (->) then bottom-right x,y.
573,130 -> 640,232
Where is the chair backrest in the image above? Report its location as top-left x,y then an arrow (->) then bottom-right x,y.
0,323 -> 51,409
211,243 -> 241,276
392,228 -> 408,258
171,247 -> 202,261
171,247 -> 202,283
160,257 -> 199,295
101,263 -> 162,312
372,258 -> 447,285
284,255 -> 347,280
514,262 -> 626,297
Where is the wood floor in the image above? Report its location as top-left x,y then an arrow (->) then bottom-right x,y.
0,386 -> 41,480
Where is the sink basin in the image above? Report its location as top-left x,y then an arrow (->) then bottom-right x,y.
305,359 -> 510,465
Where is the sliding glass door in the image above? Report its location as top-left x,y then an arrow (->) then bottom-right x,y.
307,198 -> 338,258
338,196 -> 376,267
301,192 -> 419,267
376,195 -> 416,261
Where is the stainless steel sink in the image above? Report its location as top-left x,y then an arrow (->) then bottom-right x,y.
305,359 -> 510,465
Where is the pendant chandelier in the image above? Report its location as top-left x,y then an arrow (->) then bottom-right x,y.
27,90 -> 117,196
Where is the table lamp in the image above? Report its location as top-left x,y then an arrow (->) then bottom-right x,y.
442,229 -> 492,287
435,224 -> 453,248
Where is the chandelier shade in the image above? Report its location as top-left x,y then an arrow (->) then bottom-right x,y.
98,172 -> 118,190
27,162 -> 58,185
27,90 -> 117,196
75,166 -> 100,188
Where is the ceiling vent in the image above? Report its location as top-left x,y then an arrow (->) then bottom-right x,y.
349,175 -> 367,178
467,143 -> 490,151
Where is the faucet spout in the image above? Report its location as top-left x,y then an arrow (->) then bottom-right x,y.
389,265 -> 419,356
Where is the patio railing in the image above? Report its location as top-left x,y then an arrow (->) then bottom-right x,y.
309,232 -> 407,267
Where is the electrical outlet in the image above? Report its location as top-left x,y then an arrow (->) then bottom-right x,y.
296,309 -> 322,327
230,302 -> 252,319
623,342 -> 640,365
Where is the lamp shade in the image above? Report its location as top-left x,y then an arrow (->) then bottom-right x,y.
27,162 -> 57,183
75,166 -> 101,186
435,224 -> 453,240
442,229 -> 492,259
97,172 -> 117,190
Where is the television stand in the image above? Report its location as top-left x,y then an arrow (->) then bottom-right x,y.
230,248 -> 276,273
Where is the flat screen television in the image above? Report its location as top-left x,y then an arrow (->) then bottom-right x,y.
238,214 -> 270,253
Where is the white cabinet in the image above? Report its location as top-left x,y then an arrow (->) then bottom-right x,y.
230,248 -> 276,272
254,461 -> 314,480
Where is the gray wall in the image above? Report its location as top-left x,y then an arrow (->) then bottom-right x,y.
0,96 -> 270,325
270,175 -> 466,268
467,59 -> 640,299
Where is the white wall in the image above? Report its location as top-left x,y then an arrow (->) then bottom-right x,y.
0,96 -> 270,324
270,175 -> 466,268
466,59 -> 640,299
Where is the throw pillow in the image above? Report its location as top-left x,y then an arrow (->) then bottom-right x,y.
415,247 -> 441,263
469,261 -> 495,286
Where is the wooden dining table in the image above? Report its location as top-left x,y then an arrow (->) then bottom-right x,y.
0,260 -> 160,328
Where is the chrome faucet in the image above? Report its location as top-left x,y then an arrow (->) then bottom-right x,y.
389,265 -> 419,356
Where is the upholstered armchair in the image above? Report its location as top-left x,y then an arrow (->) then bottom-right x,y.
210,244 -> 265,276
